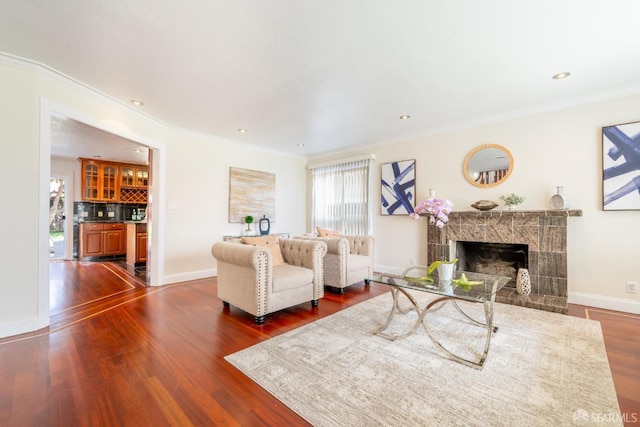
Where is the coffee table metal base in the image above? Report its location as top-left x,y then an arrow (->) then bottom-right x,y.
374,286 -> 498,369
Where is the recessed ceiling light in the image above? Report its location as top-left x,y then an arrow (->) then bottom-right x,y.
552,72 -> 571,80
133,148 -> 142,153
130,100 -> 144,106
297,143 -> 304,147
238,128 -> 247,133
399,115 -> 411,120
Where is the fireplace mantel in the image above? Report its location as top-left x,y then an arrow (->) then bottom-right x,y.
448,209 -> 583,217
427,209 -> 582,313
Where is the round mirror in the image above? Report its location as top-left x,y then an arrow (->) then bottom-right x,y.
463,144 -> 513,188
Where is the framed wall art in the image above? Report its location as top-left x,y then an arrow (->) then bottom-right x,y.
381,159 -> 415,215
602,120 -> 640,210
228,167 -> 276,222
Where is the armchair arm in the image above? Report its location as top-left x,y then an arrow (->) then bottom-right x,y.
212,241 -> 271,269
211,241 -> 272,317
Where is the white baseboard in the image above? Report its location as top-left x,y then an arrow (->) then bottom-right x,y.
568,291 -> 640,314
374,263 -> 405,273
0,316 -> 42,339
161,268 -> 216,286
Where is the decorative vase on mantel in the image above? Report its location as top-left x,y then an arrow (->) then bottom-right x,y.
550,186 -> 570,210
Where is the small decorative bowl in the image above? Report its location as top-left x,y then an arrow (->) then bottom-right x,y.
471,200 -> 498,211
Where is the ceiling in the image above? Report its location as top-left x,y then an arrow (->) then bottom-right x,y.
50,114 -> 149,164
3,1 -> 640,158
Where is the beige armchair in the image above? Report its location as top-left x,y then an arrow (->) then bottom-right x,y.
294,235 -> 374,293
211,238 -> 327,323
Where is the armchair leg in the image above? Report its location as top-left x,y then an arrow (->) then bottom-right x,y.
311,299 -> 319,307
223,301 -> 230,307
364,279 -> 370,286
255,316 -> 265,324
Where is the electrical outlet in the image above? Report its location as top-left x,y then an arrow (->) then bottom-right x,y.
409,258 -> 415,265
627,281 -> 638,294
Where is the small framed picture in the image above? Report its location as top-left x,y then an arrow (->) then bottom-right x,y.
381,159 -> 416,215
602,120 -> 640,210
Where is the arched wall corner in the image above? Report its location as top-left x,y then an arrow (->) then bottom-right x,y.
38,99 -> 167,328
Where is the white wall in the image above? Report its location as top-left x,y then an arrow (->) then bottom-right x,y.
161,127 -> 307,282
309,94 -> 640,314
0,57 -> 308,338
0,61 -> 39,333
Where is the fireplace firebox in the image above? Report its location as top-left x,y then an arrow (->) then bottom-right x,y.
456,241 -> 528,288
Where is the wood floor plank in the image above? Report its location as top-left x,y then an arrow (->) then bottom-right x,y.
0,262 -> 636,426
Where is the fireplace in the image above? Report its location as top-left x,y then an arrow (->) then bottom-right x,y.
456,241 -> 528,288
427,209 -> 582,313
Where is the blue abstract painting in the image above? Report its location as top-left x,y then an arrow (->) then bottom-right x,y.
381,159 -> 415,215
602,120 -> 640,210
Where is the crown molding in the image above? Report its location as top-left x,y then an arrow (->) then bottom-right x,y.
0,51 -> 307,159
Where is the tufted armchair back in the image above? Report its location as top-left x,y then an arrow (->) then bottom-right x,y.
279,238 -> 326,302
294,234 -> 374,292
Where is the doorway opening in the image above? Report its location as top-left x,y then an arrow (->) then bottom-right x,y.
49,176 -> 66,260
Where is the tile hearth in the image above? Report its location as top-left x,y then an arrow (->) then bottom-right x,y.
427,209 -> 582,314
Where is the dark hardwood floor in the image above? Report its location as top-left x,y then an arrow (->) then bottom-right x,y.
0,261 -> 637,426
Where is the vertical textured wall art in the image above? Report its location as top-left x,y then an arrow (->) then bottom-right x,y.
602,120 -> 640,210
229,167 -> 276,222
381,159 -> 415,215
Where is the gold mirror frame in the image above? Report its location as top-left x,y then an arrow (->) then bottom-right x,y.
463,144 -> 514,188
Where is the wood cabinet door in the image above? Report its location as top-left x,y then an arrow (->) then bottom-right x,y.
135,167 -> 149,187
83,230 -> 104,257
121,166 -> 136,187
101,165 -> 119,201
136,233 -> 148,262
82,161 -> 100,200
103,229 -> 125,255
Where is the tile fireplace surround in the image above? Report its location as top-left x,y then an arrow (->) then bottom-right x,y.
427,209 -> 582,314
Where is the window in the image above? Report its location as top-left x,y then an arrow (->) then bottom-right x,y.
310,156 -> 373,235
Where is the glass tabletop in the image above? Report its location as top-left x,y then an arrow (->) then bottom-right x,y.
367,267 -> 511,303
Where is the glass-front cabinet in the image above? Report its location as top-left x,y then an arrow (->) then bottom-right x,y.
136,168 -> 149,187
81,159 -> 119,202
102,164 -> 118,201
82,161 -> 100,200
120,166 -> 136,187
120,165 -> 148,188
80,158 -> 148,203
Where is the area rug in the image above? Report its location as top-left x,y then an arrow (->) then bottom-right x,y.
225,292 -> 621,426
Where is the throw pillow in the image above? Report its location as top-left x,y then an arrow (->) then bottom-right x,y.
242,235 -> 286,266
316,226 -> 341,237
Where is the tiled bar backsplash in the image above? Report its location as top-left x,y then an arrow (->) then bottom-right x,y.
74,202 -> 147,222
427,209 -> 582,314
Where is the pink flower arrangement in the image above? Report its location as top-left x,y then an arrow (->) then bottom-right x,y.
410,197 -> 453,228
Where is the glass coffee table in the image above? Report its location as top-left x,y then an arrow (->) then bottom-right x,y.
367,266 -> 510,369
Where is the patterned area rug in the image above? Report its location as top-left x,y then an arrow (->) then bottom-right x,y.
225,292 -> 621,426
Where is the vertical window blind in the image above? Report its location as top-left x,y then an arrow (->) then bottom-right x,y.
310,156 -> 373,236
